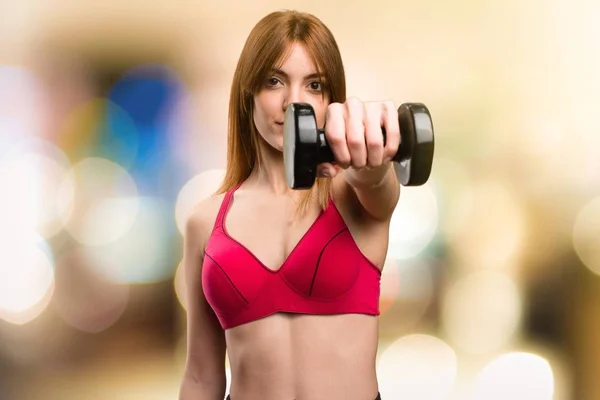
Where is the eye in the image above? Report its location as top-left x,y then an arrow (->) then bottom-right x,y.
309,81 -> 323,91
266,77 -> 281,87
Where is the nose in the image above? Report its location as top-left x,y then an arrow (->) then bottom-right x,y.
282,86 -> 302,111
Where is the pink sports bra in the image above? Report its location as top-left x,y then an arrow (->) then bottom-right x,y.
202,182 -> 382,330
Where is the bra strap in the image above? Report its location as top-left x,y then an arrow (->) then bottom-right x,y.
213,182 -> 242,230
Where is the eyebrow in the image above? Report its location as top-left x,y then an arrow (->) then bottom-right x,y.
270,68 -> 325,80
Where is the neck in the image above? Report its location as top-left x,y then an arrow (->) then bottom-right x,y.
246,140 -> 293,196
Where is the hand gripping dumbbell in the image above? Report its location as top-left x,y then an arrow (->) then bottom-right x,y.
283,102 -> 435,190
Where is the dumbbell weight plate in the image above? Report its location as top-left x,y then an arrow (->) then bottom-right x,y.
284,103 -> 319,190
395,103 -> 435,186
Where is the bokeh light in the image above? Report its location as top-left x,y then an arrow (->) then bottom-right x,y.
428,157 -> 472,208
174,262 -> 187,311
57,157 -> 140,246
108,63 -> 191,198
0,233 -> 55,325
380,258 -> 434,330
84,196 -> 175,284
473,352 -> 554,400
442,271 -> 522,355
0,65 -> 48,147
0,137 -> 73,239
387,182 -> 438,260
56,98 -> 134,163
445,180 -> 526,274
377,334 -> 457,399
53,248 -> 129,333
175,168 -> 226,234
573,196 -> 600,276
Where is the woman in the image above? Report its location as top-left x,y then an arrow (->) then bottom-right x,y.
179,9 -> 401,400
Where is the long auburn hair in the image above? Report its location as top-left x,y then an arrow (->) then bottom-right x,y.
215,10 -> 347,216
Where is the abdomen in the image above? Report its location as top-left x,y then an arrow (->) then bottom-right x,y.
225,313 -> 379,400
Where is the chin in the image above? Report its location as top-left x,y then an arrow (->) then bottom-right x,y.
272,133 -> 284,152
266,136 -> 284,153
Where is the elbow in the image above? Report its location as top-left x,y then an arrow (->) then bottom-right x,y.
179,370 -> 227,400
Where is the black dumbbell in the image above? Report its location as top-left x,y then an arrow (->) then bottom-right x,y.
283,102 -> 435,190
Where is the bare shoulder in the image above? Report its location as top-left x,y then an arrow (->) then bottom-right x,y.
185,193 -> 227,250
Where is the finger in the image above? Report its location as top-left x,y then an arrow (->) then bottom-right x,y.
382,100 -> 400,163
325,103 -> 351,169
345,97 -> 367,169
364,102 -> 385,168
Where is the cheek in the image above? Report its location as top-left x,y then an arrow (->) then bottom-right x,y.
253,98 -> 268,127
315,100 -> 330,128
254,95 -> 277,122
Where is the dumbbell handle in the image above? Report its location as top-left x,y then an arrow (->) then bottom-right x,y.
316,127 -> 410,164
314,103 -> 429,165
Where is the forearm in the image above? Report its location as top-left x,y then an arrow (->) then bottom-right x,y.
344,163 -> 394,190
179,375 -> 226,400
343,163 -> 400,221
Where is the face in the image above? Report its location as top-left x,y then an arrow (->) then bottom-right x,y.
253,42 -> 330,152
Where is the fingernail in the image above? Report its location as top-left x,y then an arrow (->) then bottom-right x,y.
322,169 -> 330,177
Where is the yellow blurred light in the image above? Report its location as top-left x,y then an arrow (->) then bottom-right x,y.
174,261 -> 187,311
442,271 -> 522,355
517,115 -> 565,159
429,157 -> 472,203
53,248 -> 129,334
387,181 -> 438,259
473,352 -> 554,400
56,98 -> 138,168
57,157 -> 140,246
512,110 -> 599,194
174,168 -> 225,235
445,180 -> 526,274
573,196 -> 600,276
85,197 -> 174,284
377,334 -> 457,399
0,233 -> 55,325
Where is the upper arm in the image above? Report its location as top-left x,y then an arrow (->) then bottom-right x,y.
181,200 -> 227,386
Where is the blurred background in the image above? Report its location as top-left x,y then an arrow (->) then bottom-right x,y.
0,0 -> 598,399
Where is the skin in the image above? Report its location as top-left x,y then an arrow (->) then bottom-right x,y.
180,42 -> 401,400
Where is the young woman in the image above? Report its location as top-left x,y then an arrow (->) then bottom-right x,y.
179,9 -> 401,400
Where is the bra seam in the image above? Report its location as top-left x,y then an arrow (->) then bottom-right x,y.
328,198 -> 383,276
204,250 -> 249,305
307,227 -> 349,297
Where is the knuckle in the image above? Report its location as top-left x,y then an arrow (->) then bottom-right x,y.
347,137 -> 364,150
367,159 -> 380,168
364,101 -> 380,116
353,156 -> 367,168
367,138 -> 383,150
326,132 -> 345,146
327,102 -> 344,116
384,100 -> 396,111
345,97 -> 363,111
338,155 -> 352,166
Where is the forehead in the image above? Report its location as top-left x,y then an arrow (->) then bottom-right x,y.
275,42 -> 319,75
